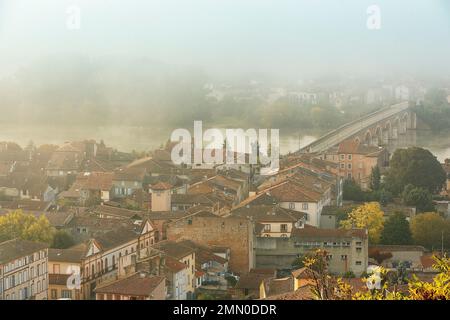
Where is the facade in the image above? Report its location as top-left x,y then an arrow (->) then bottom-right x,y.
79,220 -> 156,299
0,239 -> 49,300
150,182 -> 172,212
255,225 -> 369,276
166,214 -> 256,274
48,248 -> 84,300
334,140 -> 388,190
153,240 -> 196,295
231,205 -> 306,238
164,256 -> 189,300
257,177 -> 332,228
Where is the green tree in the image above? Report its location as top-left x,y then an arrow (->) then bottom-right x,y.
370,166 -> 381,191
51,230 -> 75,249
380,212 -> 412,245
291,255 -> 305,269
343,179 -> 365,201
402,184 -> 434,213
410,212 -> 450,250
385,147 -> 446,195
0,210 -> 54,244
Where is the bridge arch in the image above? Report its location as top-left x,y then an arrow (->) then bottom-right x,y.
354,137 -> 361,144
401,112 -> 409,133
384,121 -> 392,140
375,126 -> 383,146
363,130 -> 372,146
392,117 -> 400,139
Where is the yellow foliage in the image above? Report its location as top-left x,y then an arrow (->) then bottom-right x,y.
0,210 -> 54,244
340,202 -> 384,243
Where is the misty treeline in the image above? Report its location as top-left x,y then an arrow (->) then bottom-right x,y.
0,57 -> 378,131
413,87 -> 450,132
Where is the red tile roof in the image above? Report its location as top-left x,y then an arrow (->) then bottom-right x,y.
95,273 -> 165,297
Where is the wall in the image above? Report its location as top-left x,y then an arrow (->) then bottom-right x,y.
166,216 -> 255,274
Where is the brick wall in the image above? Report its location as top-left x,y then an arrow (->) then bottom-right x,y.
166,216 -> 255,274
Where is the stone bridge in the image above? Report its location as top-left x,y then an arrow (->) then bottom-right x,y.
299,101 -> 416,153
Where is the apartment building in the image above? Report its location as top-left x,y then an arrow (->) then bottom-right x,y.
0,239 -> 48,300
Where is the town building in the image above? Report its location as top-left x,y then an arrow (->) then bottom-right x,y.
48,248 -> 84,300
0,239 -> 49,300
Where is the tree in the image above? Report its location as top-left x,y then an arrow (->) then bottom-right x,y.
410,212 -> 450,250
370,166 -> 381,191
0,210 -> 54,244
291,255 -> 305,269
402,184 -> 434,213
385,147 -> 446,195
340,202 -> 384,244
380,212 -> 412,245
51,230 -> 75,249
343,179 -> 365,201
368,248 -> 393,265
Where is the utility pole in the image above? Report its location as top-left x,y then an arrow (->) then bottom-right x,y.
442,230 -> 444,257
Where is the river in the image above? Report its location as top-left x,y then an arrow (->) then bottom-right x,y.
1,124 -> 449,161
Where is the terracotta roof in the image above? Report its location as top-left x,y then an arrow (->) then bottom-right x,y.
95,273 -> 165,296
48,248 -> 84,263
420,254 -> 436,269
71,172 -> 113,191
264,284 -> 315,300
338,140 -> 384,156
92,205 -> 143,219
265,181 -> 323,202
113,168 -> 146,182
150,182 -> 172,191
164,256 -> 188,273
154,240 -> 194,260
0,239 -> 47,264
235,273 -> 273,290
262,277 -> 294,297
94,227 -> 140,252
231,205 -> 306,223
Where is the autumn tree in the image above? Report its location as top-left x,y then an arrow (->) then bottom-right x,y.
380,212 -> 412,245
410,212 -> 450,250
0,210 -> 54,244
340,202 -> 384,244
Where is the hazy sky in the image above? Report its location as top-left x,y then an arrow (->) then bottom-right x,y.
0,0 -> 450,78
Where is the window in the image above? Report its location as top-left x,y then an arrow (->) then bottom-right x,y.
264,224 -> 271,232
355,261 -> 362,266
302,203 -> 308,210
340,163 -> 345,169
53,264 -> 60,274
62,290 -> 72,299
51,289 -> 57,299
356,247 -> 362,253
340,154 -> 345,160
348,154 -> 352,160
289,202 -> 295,209
280,224 -> 288,232
356,241 -> 362,246
347,173 -> 352,179
341,255 -> 347,260
347,163 -> 352,170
